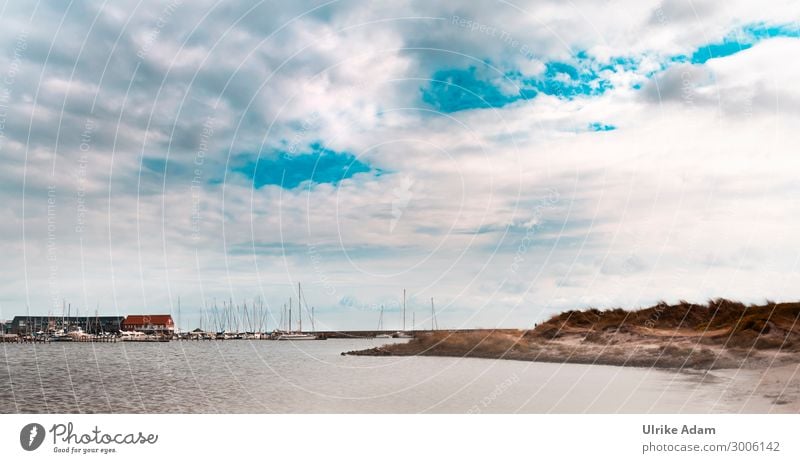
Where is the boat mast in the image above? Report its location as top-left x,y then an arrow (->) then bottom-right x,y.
212,298 -> 217,332
222,300 -> 227,332
298,283 -> 302,333
403,289 -> 406,331
289,297 -> 292,334
259,299 -> 264,333
431,297 -> 436,331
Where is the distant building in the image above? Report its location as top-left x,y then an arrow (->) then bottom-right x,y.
7,316 -> 124,335
122,315 -> 175,335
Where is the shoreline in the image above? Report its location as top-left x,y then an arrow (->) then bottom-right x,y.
343,330 -> 797,370
344,333 -> 800,412
343,300 -> 800,412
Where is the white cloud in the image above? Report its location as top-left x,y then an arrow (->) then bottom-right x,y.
1,1 -> 799,329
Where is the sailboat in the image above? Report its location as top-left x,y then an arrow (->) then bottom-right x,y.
276,283 -> 316,340
376,305 -> 392,338
394,289 -> 414,338
51,302 -> 75,341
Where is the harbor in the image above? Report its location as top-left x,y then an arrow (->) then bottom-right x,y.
1,284 -> 425,344
0,329 -> 433,343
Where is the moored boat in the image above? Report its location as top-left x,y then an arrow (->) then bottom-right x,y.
118,330 -> 166,342
276,332 -> 317,341
50,328 -> 73,342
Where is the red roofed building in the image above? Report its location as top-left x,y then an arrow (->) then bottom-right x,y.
122,315 -> 175,335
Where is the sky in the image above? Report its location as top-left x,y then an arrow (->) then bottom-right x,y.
0,0 -> 799,331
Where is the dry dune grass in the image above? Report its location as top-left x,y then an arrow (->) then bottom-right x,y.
532,299 -> 800,351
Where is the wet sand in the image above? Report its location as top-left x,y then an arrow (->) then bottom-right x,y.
345,336 -> 800,412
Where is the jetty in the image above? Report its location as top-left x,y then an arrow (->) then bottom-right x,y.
0,334 -> 118,343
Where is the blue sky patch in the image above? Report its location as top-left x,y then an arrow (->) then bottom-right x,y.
423,57 -> 614,112
743,22 -> 799,40
690,22 -> 799,64
423,22 -> 799,113
690,39 -> 753,64
141,156 -> 168,174
588,122 -> 616,132
233,143 -> 372,189
527,61 -> 612,99
421,67 -> 531,112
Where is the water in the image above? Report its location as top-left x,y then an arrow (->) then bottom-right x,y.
0,339 -> 761,413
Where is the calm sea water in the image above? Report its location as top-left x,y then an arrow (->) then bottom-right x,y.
0,339 -> 760,413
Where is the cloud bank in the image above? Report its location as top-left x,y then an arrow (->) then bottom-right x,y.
1,0 -> 799,330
